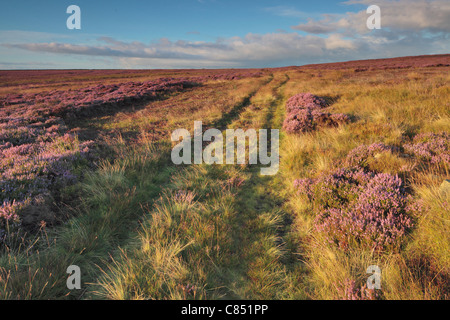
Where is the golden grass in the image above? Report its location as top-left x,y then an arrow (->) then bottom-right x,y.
280,66 -> 449,300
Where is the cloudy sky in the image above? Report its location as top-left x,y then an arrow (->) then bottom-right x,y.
0,0 -> 449,69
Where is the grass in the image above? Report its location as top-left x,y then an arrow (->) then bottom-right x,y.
280,66 -> 449,300
0,62 -> 448,300
92,71 -> 307,300
0,138 -> 174,299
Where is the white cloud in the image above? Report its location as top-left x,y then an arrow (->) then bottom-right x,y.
293,0 -> 450,34
325,34 -> 356,50
2,32 -> 363,68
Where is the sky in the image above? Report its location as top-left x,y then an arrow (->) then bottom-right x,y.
0,0 -> 449,69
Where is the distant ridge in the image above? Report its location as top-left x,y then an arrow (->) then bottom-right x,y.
297,54 -> 450,71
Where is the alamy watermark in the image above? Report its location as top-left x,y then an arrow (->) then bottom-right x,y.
366,265 -> 382,289
66,5 -> 81,30
367,5 -> 381,30
66,265 -> 81,290
67,4 -> 379,31
171,121 -> 279,175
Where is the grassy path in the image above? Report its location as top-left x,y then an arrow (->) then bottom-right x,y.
218,73 -> 306,299
83,74 -> 282,299
86,72 -> 310,300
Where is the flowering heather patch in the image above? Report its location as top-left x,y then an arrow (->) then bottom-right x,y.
283,93 -> 349,134
0,77 -> 207,241
0,78 -> 198,121
295,167 -> 415,252
283,107 -> 349,134
295,167 -> 371,207
283,109 -> 315,134
404,132 -> 449,166
0,133 -> 95,238
345,143 -> 393,168
0,69 -> 264,89
285,93 -> 327,113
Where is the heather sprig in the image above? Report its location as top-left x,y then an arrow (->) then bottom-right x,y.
336,279 -> 380,300
0,199 -> 22,242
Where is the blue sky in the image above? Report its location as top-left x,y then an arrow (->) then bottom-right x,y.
0,0 -> 448,69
